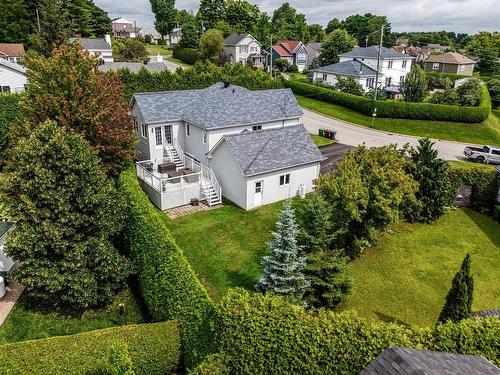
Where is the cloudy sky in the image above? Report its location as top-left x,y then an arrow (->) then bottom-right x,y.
94,0 -> 499,34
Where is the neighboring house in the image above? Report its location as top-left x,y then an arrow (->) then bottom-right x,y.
168,28 -> 182,46
112,17 -> 141,39
312,46 -> 413,93
0,222 -> 15,274
0,59 -> 27,93
361,347 -> 500,374
224,34 -> 266,67
311,60 -> 378,92
305,42 -> 322,69
271,41 -> 308,72
425,52 -> 475,75
425,43 -> 450,53
99,62 -> 169,73
0,43 -> 25,64
141,27 -> 161,44
79,36 -> 113,63
131,82 -> 321,211
392,45 -> 431,63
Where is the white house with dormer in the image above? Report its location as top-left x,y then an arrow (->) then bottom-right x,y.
224,34 -> 266,67
131,83 -> 323,211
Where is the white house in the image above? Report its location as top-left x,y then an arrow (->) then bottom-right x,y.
0,59 -> 27,93
224,34 -> 266,67
131,82 -> 323,211
0,43 -> 25,64
0,222 -> 15,274
311,60 -> 378,92
79,36 -> 114,63
312,46 -> 414,93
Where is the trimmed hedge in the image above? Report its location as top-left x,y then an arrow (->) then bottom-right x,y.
173,46 -> 201,65
0,322 -> 180,375
284,80 -> 491,123
0,93 -> 21,161
118,167 -> 216,370
205,289 -> 500,375
448,162 -> 499,211
426,71 -> 469,83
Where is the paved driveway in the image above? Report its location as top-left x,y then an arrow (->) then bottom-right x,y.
302,108 -> 471,161
319,143 -> 356,174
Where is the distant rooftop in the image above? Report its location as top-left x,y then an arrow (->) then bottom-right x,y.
132,83 -> 303,130
0,43 -> 25,57
220,125 -> 324,176
312,59 -> 378,77
426,52 -> 475,65
79,38 -> 111,51
224,34 -> 255,45
340,46 -> 413,60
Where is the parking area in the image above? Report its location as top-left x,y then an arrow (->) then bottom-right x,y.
319,143 -> 356,174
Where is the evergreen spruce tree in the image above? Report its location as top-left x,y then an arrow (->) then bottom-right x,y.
298,193 -> 333,252
31,0 -> 71,57
438,254 -> 474,324
409,138 -> 452,222
255,200 -> 308,302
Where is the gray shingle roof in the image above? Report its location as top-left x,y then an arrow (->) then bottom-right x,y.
132,83 -> 303,129
99,62 -> 168,73
219,125 -> 324,176
361,347 -> 500,375
340,46 -> 413,60
224,34 -> 251,45
312,59 -> 377,77
79,38 -> 112,51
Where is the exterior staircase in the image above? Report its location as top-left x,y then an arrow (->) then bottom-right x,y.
163,144 -> 183,168
201,183 -> 222,207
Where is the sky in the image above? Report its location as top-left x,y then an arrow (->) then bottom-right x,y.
94,0 -> 500,34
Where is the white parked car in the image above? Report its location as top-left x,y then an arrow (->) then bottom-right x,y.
463,145 -> 500,164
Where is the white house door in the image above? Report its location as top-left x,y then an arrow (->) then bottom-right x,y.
164,125 -> 172,144
254,181 -> 263,207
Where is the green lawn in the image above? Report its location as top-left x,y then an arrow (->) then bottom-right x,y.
310,133 -> 334,147
166,205 -> 500,326
297,95 -> 500,146
145,44 -> 172,57
0,285 -> 145,345
166,56 -> 192,68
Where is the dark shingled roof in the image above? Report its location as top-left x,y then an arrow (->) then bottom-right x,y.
224,34 -> 251,45
311,59 -> 378,77
219,125 -> 324,176
340,46 -> 413,60
473,309 -> 500,318
132,83 -> 303,130
79,38 -> 112,51
99,62 -> 168,73
361,347 -> 500,375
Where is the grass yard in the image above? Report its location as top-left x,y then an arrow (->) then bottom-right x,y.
310,133 -> 334,147
0,284 -> 145,345
144,44 -> 172,57
297,95 -> 500,146
166,205 -> 500,326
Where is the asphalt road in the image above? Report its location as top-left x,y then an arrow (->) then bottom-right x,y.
302,108 -> 472,162
319,143 -> 356,174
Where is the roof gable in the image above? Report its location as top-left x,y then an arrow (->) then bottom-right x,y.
112,17 -> 133,25
426,52 -> 475,65
224,34 -> 259,46
0,43 -> 25,57
312,59 -> 378,77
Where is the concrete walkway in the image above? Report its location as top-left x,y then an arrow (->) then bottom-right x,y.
0,281 -> 24,326
302,108 -> 474,162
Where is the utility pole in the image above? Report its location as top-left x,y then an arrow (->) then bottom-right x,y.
269,35 -> 273,78
373,25 -> 384,102
36,8 -> 41,34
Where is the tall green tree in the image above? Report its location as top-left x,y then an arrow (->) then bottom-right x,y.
325,18 -> 342,34
466,32 -> 500,73
342,13 -> 393,47
31,0 -> 71,57
408,138 -> 452,223
150,0 -> 177,44
113,39 -> 149,62
88,0 -> 112,37
198,0 -> 226,30
438,254 -> 474,324
271,3 -> 309,42
402,65 -> 428,103
298,193 -> 333,252
66,0 -> 93,37
224,0 -> 261,36
199,28 -> 224,62
307,24 -> 325,43
3,121 -> 131,310
0,0 -> 31,43
176,9 -> 196,25
320,29 -> 357,65
179,22 -> 200,48
255,200 -> 308,303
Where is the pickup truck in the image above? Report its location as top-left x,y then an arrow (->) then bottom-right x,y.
463,145 -> 500,164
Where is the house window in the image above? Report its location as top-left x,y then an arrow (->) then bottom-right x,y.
432,63 -> 440,70
239,46 -> 248,53
366,78 -> 375,88
132,119 -> 138,133
186,124 -> 190,136
155,127 -> 162,146
402,60 -> 407,68
252,125 -> 262,131
0,86 -> 10,93
279,174 -> 290,186
255,181 -> 262,193
141,124 -> 148,138
385,77 -> 392,87
387,60 -> 393,68
203,131 -> 207,144
322,73 -> 328,81
400,76 -> 405,82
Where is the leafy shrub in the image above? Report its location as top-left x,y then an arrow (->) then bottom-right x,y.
118,167 -> 215,369
210,289 -> 500,375
334,76 -> 364,96
456,78 -> 482,106
275,58 -> 290,72
113,39 -> 149,62
429,88 -> 459,105
0,93 -> 21,164
487,78 -> 500,107
172,46 -> 201,65
0,322 -> 181,375
448,162 -> 499,211
288,64 -> 299,73
284,80 -> 491,123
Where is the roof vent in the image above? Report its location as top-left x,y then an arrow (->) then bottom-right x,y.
223,81 -> 230,89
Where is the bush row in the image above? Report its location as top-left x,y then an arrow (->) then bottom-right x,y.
0,322 -> 181,375
119,61 -> 283,100
426,71 -> 469,83
172,46 -> 201,65
284,80 -> 491,123
118,167 -> 216,370
448,162 -> 499,211
193,289 -> 500,375
0,93 -> 21,162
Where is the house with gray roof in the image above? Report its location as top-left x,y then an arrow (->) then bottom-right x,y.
361,347 -> 500,375
131,82 -> 321,210
78,35 -> 113,63
224,34 -> 266,67
314,45 -> 415,94
311,60 -> 378,92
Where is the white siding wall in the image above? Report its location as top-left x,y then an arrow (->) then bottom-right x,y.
0,231 -> 14,272
183,122 -> 209,163
88,49 -> 114,63
245,162 -> 320,210
209,142 -> 247,208
312,72 -> 371,91
0,66 -> 26,93
224,45 -> 237,62
339,56 -> 411,87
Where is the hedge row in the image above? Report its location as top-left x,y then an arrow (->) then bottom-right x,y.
448,162 -> 499,211
0,322 -> 180,375
0,93 -> 21,161
173,46 -> 201,65
118,167 -> 216,370
426,71 -> 469,83
284,80 -> 491,123
194,289 -> 500,375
